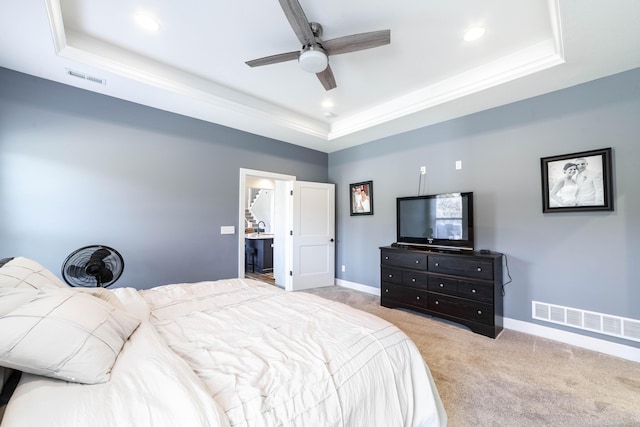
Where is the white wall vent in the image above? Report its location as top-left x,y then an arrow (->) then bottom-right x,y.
66,69 -> 106,85
532,301 -> 640,343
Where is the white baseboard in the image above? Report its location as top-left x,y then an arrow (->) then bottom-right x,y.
335,279 -> 381,296
335,280 -> 640,363
504,318 -> 640,363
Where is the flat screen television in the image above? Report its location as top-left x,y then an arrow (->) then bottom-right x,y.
396,192 -> 474,251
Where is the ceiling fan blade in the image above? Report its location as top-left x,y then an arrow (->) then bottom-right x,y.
278,0 -> 315,46
316,65 -> 336,91
323,30 -> 390,56
246,51 -> 300,68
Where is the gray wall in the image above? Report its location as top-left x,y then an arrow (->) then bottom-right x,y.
2,64 -> 638,348
0,68 -> 328,288
329,68 -> 640,347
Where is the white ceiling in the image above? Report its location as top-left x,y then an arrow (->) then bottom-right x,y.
1,0 -> 639,153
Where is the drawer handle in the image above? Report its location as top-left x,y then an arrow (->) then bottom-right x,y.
477,267 -> 482,272
416,296 -> 420,300
388,274 -> 393,278
439,283 -> 444,287
385,256 -> 389,260
412,278 -> 416,282
477,310 -> 482,315
435,301 -> 439,305
415,260 -> 420,264
472,289 -> 477,293
385,289 -> 389,293
434,262 -> 439,266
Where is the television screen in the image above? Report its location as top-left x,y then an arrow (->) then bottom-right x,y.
396,192 -> 474,251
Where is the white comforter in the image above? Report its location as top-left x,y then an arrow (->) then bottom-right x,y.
3,279 -> 446,427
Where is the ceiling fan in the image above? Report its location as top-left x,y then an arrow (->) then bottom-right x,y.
245,0 -> 390,91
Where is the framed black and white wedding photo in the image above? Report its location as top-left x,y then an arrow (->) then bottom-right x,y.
349,181 -> 373,216
540,147 -> 613,213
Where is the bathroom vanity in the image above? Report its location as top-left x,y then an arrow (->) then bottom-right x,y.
245,234 -> 274,273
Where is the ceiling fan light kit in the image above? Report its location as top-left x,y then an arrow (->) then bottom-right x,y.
299,47 -> 328,73
245,0 -> 390,91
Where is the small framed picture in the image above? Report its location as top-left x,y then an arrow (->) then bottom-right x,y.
540,147 -> 613,213
350,181 -> 373,216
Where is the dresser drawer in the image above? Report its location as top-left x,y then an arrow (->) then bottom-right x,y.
381,250 -> 428,270
428,276 -> 494,303
457,280 -> 493,303
429,294 -> 493,325
428,255 -> 493,280
382,283 -> 429,307
427,275 -> 458,295
381,267 -> 403,284
402,271 -> 429,290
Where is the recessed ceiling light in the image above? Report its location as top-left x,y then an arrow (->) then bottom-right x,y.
321,99 -> 334,109
135,13 -> 160,32
464,26 -> 485,42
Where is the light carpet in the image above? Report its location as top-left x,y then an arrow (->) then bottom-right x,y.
302,286 -> 640,427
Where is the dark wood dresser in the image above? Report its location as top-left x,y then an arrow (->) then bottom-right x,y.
380,246 -> 504,338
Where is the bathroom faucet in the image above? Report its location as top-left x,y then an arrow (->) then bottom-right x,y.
257,221 -> 266,235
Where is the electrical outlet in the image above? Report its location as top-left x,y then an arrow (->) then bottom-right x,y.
420,166 -> 426,175
341,265 -> 346,272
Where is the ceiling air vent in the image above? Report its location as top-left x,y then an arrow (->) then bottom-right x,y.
65,69 -> 106,85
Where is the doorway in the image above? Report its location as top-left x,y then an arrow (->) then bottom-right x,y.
238,169 -> 295,288
238,169 -> 336,291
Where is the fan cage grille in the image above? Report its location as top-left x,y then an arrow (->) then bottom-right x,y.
62,245 -> 124,288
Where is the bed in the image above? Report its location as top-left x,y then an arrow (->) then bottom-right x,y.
0,257 -> 446,426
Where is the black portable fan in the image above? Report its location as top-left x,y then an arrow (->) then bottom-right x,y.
62,245 -> 124,288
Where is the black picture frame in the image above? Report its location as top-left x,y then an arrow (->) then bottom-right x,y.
350,181 -> 374,216
541,147 -> 613,213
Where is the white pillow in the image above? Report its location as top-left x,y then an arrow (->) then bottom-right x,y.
0,287 -> 140,384
77,287 -> 127,310
0,288 -> 37,316
0,257 -> 68,289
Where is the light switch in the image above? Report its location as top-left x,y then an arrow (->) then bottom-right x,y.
455,160 -> 462,170
220,226 -> 235,235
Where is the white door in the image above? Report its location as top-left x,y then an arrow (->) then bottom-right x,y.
289,181 -> 335,291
